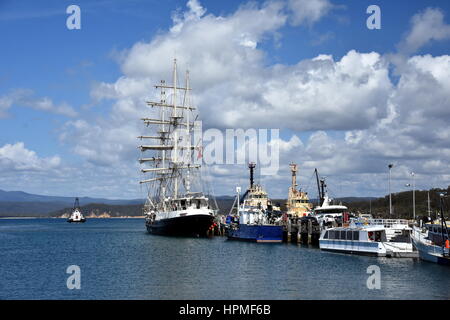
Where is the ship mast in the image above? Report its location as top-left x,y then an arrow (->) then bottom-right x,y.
139,59 -> 202,212
185,70 -> 191,194
290,163 -> 298,192
172,59 -> 179,199
161,79 -> 167,210
249,162 -> 256,189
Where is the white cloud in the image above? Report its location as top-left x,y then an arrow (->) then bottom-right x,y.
399,7 -> 450,54
206,50 -> 392,131
0,95 -> 14,118
0,142 -> 61,172
56,1 -> 450,199
120,1 -> 286,87
91,77 -> 153,101
287,0 -> 334,26
0,89 -> 77,118
171,0 -> 207,33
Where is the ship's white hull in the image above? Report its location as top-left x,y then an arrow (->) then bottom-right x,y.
319,239 -> 415,257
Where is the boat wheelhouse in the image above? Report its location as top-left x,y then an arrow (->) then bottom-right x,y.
353,218 -> 412,242
423,222 -> 450,247
313,194 -> 349,229
286,163 -> 313,218
311,171 -> 349,229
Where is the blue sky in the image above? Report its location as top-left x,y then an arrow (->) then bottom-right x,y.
1,0 -> 450,200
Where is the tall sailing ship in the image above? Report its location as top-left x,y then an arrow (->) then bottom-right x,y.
138,59 -> 215,237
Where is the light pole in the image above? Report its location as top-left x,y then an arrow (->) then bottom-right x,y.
406,172 -> 416,220
411,172 -> 415,220
388,164 -> 393,216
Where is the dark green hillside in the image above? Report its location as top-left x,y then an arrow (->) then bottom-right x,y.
346,187 -> 450,219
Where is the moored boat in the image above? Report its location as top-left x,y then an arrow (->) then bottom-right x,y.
227,163 -> 283,243
311,171 -> 350,229
319,221 -> 417,257
286,163 -> 313,218
67,198 -> 86,223
411,225 -> 450,265
410,194 -> 450,265
139,59 -> 216,237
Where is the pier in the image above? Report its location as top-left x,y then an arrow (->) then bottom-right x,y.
283,217 -> 321,244
210,215 -> 322,244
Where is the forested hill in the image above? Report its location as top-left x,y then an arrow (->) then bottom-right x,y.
0,189 -> 144,217
345,187 -> 450,219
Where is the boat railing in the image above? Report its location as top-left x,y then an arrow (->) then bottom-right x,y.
367,219 -> 409,227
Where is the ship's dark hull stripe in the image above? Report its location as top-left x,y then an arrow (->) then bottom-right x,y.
227,224 -> 283,243
320,248 -> 380,257
146,214 -> 214,237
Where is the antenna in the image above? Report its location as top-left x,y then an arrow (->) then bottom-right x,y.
249,162 -> 256,189
427,190 -> 431,217
74,197 -> 80,210
290,163 -> 298,191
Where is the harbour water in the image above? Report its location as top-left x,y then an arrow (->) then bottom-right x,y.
0,218 -> 448,300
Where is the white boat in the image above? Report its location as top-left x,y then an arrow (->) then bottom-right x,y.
67,198 -> 86,223
139,59 -> 216,237
410,193 -> 450,265
311,171 -> 349,229
353,218 -> 412,242
411,225 -> 450,265
313,194 -> 349,229
319,223 -> 417,257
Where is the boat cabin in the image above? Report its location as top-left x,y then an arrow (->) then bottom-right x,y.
322,227 -> 387,242
165,196 -> 210,211
245,184 -> 269,210
425,223 -> 449,246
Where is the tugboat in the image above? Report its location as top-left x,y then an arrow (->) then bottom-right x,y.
286,163 -> 313,218
411,193 -> 450,265
227,163 -> 283,243
139,59 -> 216,237
67,198 -> 86,223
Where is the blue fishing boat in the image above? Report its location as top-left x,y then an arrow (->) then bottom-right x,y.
227,163 -> 283,243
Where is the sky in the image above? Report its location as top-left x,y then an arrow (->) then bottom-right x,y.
1,0 -> 450,201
